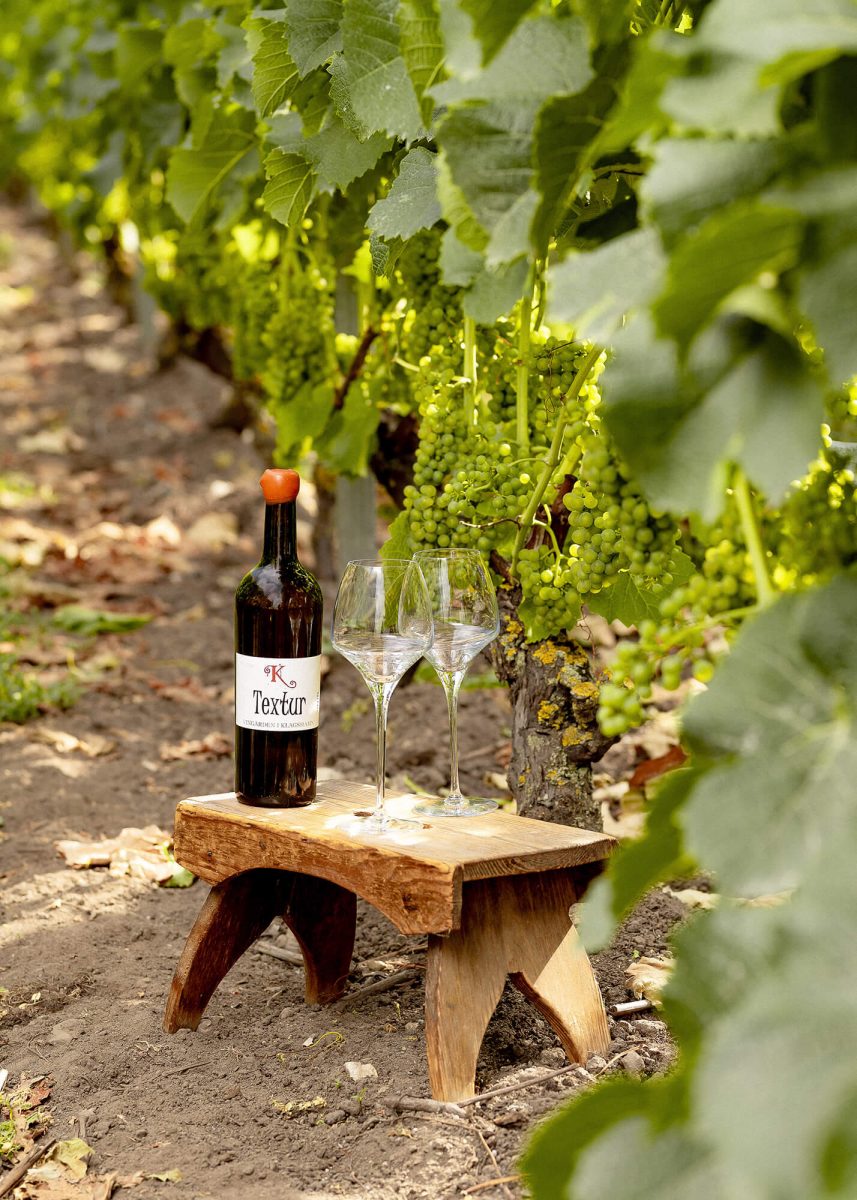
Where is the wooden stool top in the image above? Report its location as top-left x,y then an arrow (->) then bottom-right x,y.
173,781 -> 614,935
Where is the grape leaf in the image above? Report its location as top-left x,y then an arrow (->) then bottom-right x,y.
431,15 -> 591,104
800,240 -> 857,387
587,571 -> 665,627
606,326 -> 823,518
283,0 -> 342,76
166,108 -> 257,224
643,137 -> 786,246
115,26 -> 163,88
272,381 -> 335,458
244,11 -> 301,118
578,768 -> 697,951
438,101 -> 534,247
663,48 -> 781,137
215,17 -> 254,90
261,148 -> 316,227
436,0 -> 482,77
435,152 -> 488,254
380,510 -> 414,561
304,114 -> 391,191
163,18 -> 224,72
532,70 -> 625,254
463,256 -> 528,323
459,0 -> 539,64
652,202 -> 803,350
522,1079 -> 656,1199
329,0 -> 423,142
569,0 -> 635,46
691,0 -> 857,73
367,147 -> 441,240
399,0 -> 445,126
440,227 -> 483,287
682,577 -> 857,894
547,227 -> 666,343
317,386 -> 379,475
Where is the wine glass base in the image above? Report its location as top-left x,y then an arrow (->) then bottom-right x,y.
361,814 -> 421,834
413,797 -> 498,819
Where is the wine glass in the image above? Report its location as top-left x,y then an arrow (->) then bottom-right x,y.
331,559 -> 433,833
412,548 -> 500,817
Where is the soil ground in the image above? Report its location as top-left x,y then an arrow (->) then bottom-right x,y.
0,201 -> 684,1200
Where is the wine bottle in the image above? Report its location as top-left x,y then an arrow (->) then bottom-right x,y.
234,468 -> 323,806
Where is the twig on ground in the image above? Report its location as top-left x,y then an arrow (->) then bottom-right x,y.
334,968 -> 419,1007
610,999 -> 652,1015
460,1063 -> 581,1107
463,1176 -> 521,1195
163,1058 -> 218,1077
397,1114 -> 472,1132
384,1096 -> 466,1119
253,942 -> 304,966
0,1138 -> 57,1199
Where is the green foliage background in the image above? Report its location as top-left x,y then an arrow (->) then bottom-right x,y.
2,0 -> 857,1194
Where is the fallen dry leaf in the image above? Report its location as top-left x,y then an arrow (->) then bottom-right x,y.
32,729 -> 116,757
55,827 -> 192,887
597,782 -> 646,840
185,511 -> 239,552
32,755 -> 88,780
19,427 -> 84,455
628,744 -> 687,789
144,514 -> 182,547
160,732 -> 231,761
146,676 -> 217,704
663,886 -> 719,910
625,956 -> 674,1005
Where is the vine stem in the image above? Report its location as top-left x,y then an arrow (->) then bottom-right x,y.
463,316 -> 476,428
733,468 -> 775,609
511,344 -> 601,573
516,272 -> 536,452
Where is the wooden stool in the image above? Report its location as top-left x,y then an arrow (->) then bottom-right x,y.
163,782 -> 614,1101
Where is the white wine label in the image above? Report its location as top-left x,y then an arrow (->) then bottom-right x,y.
235,653 -> 321,732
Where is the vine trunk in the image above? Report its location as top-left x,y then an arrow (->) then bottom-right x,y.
489,585 -> 613,831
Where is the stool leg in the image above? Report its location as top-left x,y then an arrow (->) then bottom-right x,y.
282,876 -> 356,1004
424,873 -> 609,1101
505,871 -> 610,1065
425,914 -> 508,1102
164,869 -> 292,1033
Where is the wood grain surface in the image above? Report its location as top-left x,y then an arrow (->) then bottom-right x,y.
425,871 -> 610,1100
172,784 -> 614,935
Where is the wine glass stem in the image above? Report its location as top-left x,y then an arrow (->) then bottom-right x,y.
440,669 -> 467,808
372,682 -> 394,824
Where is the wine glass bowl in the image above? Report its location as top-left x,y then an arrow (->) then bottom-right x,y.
412,548 -> 501,818
331,559 -> 433,832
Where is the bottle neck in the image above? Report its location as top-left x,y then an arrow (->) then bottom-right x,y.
262,501 -> 297,561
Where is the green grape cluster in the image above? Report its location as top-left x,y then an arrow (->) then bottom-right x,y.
597,485 -> 771,735
260,255 -> 335,410
230,261 -> 279,382
395,231 -> 463,363
598,616 -> 717,738
775,449 -> 857,579
517,544 -> 584,633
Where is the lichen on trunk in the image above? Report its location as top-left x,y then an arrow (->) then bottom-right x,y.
489,585 -> 614,831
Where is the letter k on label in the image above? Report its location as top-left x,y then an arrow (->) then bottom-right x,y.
269,664 -> 294,686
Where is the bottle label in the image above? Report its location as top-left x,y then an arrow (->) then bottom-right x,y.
235,653 -> 321,732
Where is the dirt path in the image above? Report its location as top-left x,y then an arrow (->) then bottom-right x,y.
0,201 -> 682,1199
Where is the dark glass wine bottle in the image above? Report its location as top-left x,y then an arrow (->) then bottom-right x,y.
234,469 -> 323,806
